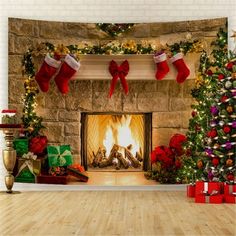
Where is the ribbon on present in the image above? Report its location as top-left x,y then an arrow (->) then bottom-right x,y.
202,182 -> 209,194
16,152 -> 37,177
49,146 -> 71,166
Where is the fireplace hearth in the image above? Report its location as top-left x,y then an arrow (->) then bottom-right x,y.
81,113 -> 152,171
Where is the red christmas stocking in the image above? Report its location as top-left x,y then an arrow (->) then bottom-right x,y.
54,54 -> 80,94
35,54 -> 61,92
170,53 -> 190,83
153,52 -> 169,80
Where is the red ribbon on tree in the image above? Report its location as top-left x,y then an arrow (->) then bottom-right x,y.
109,60 -> 129,98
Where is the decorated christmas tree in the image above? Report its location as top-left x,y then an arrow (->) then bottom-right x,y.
183,28 -> 229,182
204,62 -> 236,182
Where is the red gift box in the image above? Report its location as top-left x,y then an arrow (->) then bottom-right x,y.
195,194 -> 224,204
37,175 -> 69,184
187,184 -> 195,198
224,183 -> 236,195
195,181 -> 223,195
224,195 -> 236,204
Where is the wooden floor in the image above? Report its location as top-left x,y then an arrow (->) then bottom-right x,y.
0,191 -> 235,236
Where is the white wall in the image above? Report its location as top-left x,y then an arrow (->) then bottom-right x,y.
0,0 -> 236,184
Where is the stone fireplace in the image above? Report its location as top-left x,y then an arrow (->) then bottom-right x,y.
81,113 -> 152,171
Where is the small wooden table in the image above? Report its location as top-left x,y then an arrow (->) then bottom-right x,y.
0,125 -> 22,193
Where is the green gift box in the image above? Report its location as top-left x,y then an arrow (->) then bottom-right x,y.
13,138 -> 28,157
15,170 -> 35,183
47,145 -> 73,167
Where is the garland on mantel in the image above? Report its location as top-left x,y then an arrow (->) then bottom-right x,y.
21,38 -> 203,137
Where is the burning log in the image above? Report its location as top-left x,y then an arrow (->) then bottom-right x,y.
116,152 -> 129,169
125,148 -> 141,168
98,144 -> 119,168
92,147 -> 104,167
136,151 -> 143,162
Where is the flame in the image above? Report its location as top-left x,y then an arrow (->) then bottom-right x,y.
103,115 -> 140,156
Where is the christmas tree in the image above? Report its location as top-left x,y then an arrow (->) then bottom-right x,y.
204,62 -> 236,182
183,28 -> 229,182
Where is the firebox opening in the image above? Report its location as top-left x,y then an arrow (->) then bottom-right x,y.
81,113 -> 152,171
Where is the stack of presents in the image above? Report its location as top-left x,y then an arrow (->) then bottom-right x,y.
187,181 -> 236,204
13,136 -> 89,184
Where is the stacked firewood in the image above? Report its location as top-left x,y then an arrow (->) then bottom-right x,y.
92,144 -> 143,170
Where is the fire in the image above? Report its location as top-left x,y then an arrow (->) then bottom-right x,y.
103,115 -> 140,156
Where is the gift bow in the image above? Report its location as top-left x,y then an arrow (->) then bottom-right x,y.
109,60 -> 129,98
49,146 -> 71,166
16,152 -> 37,177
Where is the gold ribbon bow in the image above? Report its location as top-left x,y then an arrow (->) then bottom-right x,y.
16,152 -> 37,177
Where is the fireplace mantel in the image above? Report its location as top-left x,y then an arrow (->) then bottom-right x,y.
73,54 -> 198,81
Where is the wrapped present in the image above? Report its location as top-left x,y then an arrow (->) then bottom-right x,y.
224,183 -> 236,195
67,164 -> 89,182
29,136 -> 48,155
195,181 -> 223,195
47,145 -> 72,167
37,175 -> 69,184
49,166 -> 67,176
13,138 -> 28,157
224,195 -> 236,204
15,169 -> 35,183
15,152 -> 41,183
187,184 -> 195,198
195,194 -> 224,204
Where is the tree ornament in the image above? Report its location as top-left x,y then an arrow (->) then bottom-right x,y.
169,53 -> 190,83
218,73 -> 225,80
191,110 -> 197,117
221,95 -> 228,103
226,105 -> 234,114
212,157 -> 219,166
226,173 -> 234,181
223,125 -> 231,134
153,52 -> 170,80
219,120 -> 224,126
210,106 -> 219,115
197,159 -> 203,169
226,159 -> 233,167
225,80 -> 232,89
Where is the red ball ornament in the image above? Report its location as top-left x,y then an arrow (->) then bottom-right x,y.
206,70 -> 213,76
207,129 -> 217,138
218,74 -> 225,80
221,95 -> 228,103
223,125 -> 231,134
191,110 -> 197,117
212,157 -> 219,166
226,62 -> 234,71
227,173 -> 234,181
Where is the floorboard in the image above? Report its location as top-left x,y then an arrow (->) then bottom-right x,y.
0,191 -> 235,236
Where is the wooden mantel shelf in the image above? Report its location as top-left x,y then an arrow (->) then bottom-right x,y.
73,54 -> 198,80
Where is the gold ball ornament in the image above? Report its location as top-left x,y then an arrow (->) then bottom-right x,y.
232,72 -> 236,79
226,159 -> 233,167
27,126 -> 34,133
197,160 -> 203,169
226,105 -> 234,114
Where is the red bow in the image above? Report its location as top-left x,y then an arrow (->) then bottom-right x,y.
109,60 -> 129,98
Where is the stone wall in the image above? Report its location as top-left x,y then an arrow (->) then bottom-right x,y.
8,18 -> 227,164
